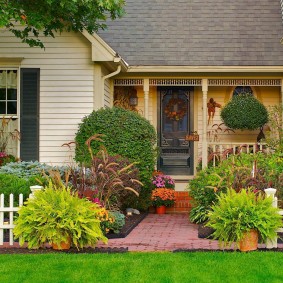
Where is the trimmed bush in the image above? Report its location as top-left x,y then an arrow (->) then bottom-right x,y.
75,107 -> 157,210
220,94 -> 268,130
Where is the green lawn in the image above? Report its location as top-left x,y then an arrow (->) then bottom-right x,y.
1,251 -> 283,283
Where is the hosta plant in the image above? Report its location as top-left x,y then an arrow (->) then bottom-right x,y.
13,182 -> 107,249
207,189 -> 282,249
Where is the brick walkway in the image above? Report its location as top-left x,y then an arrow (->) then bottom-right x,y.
96,213 -> 283,252
97,214 -> 226,251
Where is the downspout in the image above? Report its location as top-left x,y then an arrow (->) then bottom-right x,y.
101,64 -> 121,108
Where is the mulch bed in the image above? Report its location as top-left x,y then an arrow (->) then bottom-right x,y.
107,212 -> 148,239
0,212 -> 148,254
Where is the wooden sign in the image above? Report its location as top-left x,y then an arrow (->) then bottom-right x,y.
185,134 -> 199,141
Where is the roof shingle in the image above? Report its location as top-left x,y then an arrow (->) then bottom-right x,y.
98,0 -> 283,66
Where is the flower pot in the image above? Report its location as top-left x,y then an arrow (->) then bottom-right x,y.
156,205 -> 166,214
52,237 -> 71,250
239,229 -> 258,252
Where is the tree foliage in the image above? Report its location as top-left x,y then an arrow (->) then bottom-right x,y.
0,0 -> 125,48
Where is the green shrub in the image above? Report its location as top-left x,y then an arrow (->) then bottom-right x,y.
75,107 -> 157,210
220,93 -> 268,130
0,173 -> 44,206
188,152 -> 267,223
0,161 -> 67,180
14,182 -> 107,249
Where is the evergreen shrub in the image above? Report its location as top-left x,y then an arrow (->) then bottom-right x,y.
75,107 -> 157,210
220,94 -> 268,130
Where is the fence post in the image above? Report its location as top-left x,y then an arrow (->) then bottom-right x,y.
29,185 -> 43,199
0,194 -> 4,245
264,188 -> 278,249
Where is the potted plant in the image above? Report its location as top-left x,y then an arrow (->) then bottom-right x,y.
220,93 -> 268,131
207,189 -> 282,251
151,188 -> 176,214
13,181 -> 107,250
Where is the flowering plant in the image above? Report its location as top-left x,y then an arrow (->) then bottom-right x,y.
0,152 -> 16,166
151,188 -> 176,207
152,174 -> 175,189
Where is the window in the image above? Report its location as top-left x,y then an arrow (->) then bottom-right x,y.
233,86 -> 253,97
0,70 -> 18,115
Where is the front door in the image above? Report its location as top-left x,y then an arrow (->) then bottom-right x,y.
158,86 -> 194,175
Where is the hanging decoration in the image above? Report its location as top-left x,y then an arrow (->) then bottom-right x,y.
164,97 -> 187,121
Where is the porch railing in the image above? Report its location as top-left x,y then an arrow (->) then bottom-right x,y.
207,142 -> 267,167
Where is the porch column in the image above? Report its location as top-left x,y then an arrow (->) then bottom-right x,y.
281,79 -> 283,130
202,79 -> 208,169
144,78 -> 149,119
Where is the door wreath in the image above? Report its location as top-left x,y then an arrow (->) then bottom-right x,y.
164,98 -> 187,121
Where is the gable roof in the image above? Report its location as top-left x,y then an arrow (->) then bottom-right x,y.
98,0 -> 283,67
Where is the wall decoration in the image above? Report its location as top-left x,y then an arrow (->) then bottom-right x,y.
207,98 -> 221,125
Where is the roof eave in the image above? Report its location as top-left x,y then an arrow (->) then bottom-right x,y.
126,66 -> 283,73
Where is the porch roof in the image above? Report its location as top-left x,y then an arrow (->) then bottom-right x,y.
98,0 -> 283,67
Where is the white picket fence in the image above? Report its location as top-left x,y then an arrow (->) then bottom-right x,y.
0,185 -> 43,246
265,188 -> 283,249
0,193 -> 23,245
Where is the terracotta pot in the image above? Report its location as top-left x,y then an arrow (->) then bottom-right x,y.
239,229 -> 258,252
156,205 -> 166,214
52,237 -> 71,250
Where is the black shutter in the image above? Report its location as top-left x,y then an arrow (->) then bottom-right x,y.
20,68 -> 39,161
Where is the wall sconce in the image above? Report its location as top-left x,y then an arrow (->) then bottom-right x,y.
129,87 -> 138,107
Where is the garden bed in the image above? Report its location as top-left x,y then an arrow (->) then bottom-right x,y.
106,212 -> 148,239
0,212 -> 148,254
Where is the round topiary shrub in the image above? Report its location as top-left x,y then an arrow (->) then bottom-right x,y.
220,94 -> 268,130
75,107 -> 157,211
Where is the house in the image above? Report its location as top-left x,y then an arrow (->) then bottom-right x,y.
0,0 -> 283,197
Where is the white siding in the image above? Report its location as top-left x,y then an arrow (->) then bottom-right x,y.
0,30 -> 94,165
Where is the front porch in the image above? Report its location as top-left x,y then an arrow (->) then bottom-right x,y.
112,77 -> 283,181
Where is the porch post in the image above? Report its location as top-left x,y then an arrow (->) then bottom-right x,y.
144,78 -> 149,119
202,79 -> 208,169
281,80 -> 283,130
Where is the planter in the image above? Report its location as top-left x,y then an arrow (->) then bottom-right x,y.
52,237 -> 71,250
239,229 -> 258,252
156,205 -> 166,214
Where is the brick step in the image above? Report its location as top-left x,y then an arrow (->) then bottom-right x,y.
150,191 -> 192,214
